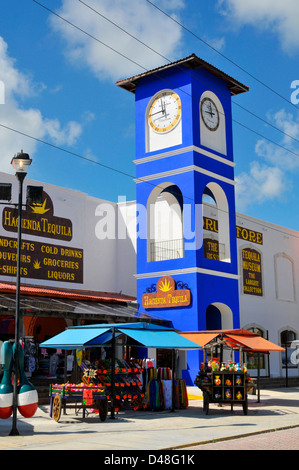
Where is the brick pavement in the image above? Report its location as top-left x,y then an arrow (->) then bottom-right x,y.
182,425 -> 299,450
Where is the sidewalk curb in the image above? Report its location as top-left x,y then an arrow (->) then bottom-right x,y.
162,423 -> 299,450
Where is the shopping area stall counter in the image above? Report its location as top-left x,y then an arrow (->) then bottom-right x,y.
49,383 -> 108,422
194,361 -> 252,415
40,322 -> 200,420
181,328 -> 285,414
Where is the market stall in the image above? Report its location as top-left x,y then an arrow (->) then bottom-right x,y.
40,322 -> 200,420
181,329 -> 284,414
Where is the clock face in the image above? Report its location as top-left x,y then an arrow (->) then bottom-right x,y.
148,91 -> 181,133
200,97 -> 220,131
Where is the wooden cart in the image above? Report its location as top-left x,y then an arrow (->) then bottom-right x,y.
49,384 -> 108,422
195,371 -> 249,415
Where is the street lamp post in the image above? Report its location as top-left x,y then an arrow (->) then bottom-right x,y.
9,150 -> 32,436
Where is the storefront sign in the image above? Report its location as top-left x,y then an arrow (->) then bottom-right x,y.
242,248 -> 263,296
203,216 -> 263,245
203,238 -> 219,260
142,276 -> 191,309
203,216 -> 218,233
236,226 -> 263,245
2,192 -> 73,241
0,235 -> 83,283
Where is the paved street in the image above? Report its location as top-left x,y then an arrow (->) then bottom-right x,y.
182,425 -> 299,450
0,387 -> 299,450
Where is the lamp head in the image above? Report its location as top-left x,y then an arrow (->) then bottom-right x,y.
11,150 -> 32,176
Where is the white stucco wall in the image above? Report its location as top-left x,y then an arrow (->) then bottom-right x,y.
0,172 -> 136,296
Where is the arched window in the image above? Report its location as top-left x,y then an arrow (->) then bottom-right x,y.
274,254 -> 295,302
200,90 -> 227,156
280,329 -> 297,369
245,327 -> 266,371
202,182 -> 230,262
147,184 -> 184,262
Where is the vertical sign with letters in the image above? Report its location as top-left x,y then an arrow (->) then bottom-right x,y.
242,248 -> 263,296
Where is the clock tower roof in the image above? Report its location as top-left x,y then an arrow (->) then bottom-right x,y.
116,53 -> 249,96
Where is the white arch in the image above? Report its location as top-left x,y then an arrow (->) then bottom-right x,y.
147,183 -> 184,261
203,182 -> 231,262
210,302 -> 233,330
274,253 -> 296,302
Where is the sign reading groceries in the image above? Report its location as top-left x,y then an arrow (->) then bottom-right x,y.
0,191 -> 83,283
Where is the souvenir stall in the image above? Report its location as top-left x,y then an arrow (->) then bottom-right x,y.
181,329 -> 284,415
40,322 -> 200,421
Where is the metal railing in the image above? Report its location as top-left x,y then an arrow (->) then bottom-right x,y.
150,238 -> 184,262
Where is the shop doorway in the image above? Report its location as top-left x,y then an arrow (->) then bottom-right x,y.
206,302 -> 233,331
206,303 -> 233,362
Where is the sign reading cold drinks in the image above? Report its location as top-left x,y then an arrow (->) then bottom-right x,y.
0,191 -> 83,283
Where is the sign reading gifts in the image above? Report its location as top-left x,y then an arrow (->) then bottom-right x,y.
0,191 -> 83,283
142,276 -> 191,309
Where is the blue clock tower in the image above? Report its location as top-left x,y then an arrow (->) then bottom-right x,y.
117,54 -> 249,383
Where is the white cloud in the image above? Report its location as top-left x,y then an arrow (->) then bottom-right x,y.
50,0 -> 184,81
236,107 -> 299,210
0,36 -> 83,173
43,119 -> 82,146
255,108 -> 299,170
218,0 -> 299,51
205,36 -> 226,52
236,162 -> 286,211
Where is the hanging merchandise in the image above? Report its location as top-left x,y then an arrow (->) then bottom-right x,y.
157,367 -> 172,381
162,380 -> 172,409
67,354 -> 74,372
0,341 -> 13,419
174,379 -> 188,409
148,380 -> 164,411
14,343 -> 38,418
0,341 -> 38,420
49,353 -> 59,376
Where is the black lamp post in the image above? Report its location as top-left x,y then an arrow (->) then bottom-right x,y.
9,150 -> 32,436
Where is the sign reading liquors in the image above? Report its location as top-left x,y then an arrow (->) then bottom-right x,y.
0,236 -> 83,283
1,191 -> 83,283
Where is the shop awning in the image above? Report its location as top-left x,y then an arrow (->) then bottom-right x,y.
118,327 -> 199,349
40,322 -> 201,350
181,332 -> 219,347
180,329 -> 284,353
40,327 -> 111,349
224,334 -> 285,352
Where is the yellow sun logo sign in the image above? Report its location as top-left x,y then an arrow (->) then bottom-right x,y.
158,278 -> 172,292
30,199 -> 50,215
33,260 -> 41,269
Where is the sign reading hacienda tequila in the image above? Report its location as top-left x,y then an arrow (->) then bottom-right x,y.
2,192 -> 73,241
0,191 -> 83,284
142,276 -> 191,309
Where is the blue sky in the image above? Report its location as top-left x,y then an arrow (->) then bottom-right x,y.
0,0 -> 299,230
